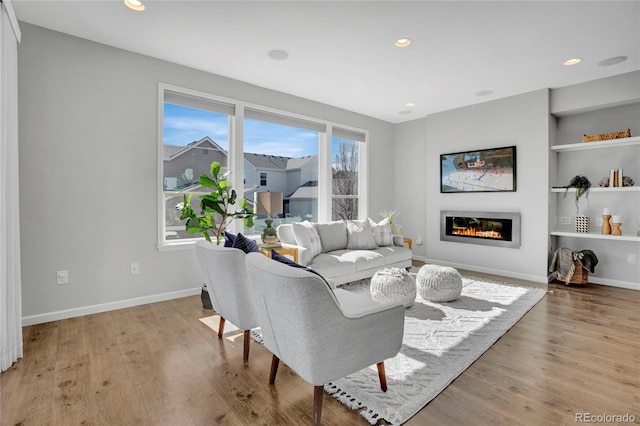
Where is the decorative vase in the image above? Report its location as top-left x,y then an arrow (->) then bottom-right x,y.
261,217 -> 278,245
611,215 -> 622,236
575,216 -> 590,233
602,215 -> 611,235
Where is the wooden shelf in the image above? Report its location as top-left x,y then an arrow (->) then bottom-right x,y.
550,230 -> 640,242
550,136 -> 640,152
551,186 -> 640,193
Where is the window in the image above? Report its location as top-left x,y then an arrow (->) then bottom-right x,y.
158,84 -> 368,247
161,90 -> 232,242
242,111 -> 321,235
331,128 -> 365,220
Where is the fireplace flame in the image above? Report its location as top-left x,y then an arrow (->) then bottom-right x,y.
452,228 -> 503,239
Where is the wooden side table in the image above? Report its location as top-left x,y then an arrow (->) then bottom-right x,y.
403,237 -> 413,250
259,244 -> 299,264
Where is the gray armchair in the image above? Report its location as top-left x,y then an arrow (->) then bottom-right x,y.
195,240 -> 259,362
245,252 -> 405,425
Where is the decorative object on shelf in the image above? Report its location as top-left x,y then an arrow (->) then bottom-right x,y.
177,161 -> 255,244
254,191 -> 283,246
611,215 -> 622,236
598,175 -> 635,187
583,128 -> 631,143
575,216 -> 590,233
549,247 -> 598,285
636,219 -> 640,237
561,175 -> 591,214
601,208 -> 611,235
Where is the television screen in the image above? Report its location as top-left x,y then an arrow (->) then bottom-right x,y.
440,146 -> 516,193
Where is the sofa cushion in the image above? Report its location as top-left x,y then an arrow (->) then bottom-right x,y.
306,251 -> 358,278
346,219 -> 377,250
292,221 -> 322,265
316,220 -> 348,253
369,217 -> 394,247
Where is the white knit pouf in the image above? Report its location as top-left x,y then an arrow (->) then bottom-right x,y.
416,264 -> 462,302
370,267 -> 416,308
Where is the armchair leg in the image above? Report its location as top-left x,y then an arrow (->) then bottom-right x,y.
243,330 -> 251,362
377,362 -> 388,392
313,385 -> 323,426
269,355 -> 280,384
218,316 -> 226,338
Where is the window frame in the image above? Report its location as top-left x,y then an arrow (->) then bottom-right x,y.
157,83 -> 369,250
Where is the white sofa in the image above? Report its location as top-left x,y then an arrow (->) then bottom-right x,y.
277,219 -> 412,287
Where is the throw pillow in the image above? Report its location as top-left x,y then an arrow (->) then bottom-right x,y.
223,231 -> 236,247
315,220 -> 348,252
346,219 -> 378,250
369,217 -> 394,247
271,250 -> 334,293
231,233 -> 259,254
291,221 -> 322,264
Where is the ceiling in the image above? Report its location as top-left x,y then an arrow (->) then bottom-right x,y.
11,0 -> 640,124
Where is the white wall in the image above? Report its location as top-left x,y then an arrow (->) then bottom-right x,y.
394,118 -> 427,259
423,90 -> 551,282
17,23 -> 395,324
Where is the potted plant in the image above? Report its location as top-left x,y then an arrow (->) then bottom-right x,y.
562,175 -> 591,214
177,161 -> 255,245
380,209 -> 401,234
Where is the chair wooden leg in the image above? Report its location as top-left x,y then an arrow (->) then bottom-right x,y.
217,317 -> 226,338
313,385 -> 323,426
377,362 -> 388,392
243,330 -> 250,362
269,355 -> 280,384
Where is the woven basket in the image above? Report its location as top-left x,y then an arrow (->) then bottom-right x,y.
583,129 -> 631,143
569,261 -> 588,285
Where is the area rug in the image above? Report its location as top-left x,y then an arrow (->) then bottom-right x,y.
326,276 -> 546,425
199,275 -> 546,425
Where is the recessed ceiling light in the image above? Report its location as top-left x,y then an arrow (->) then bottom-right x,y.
268,50 -> 289,60
395,38 -> 412,48
405,102 -> 416,108
476,90 -> 493,97
398,110 -> 413,115
598,56 -> 628,67
563,58 -> 582,66
124,0 -> 145,11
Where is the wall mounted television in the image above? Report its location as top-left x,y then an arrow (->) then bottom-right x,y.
440,146 -> 516,193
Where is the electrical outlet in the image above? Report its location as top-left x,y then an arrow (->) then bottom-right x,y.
56,270 -> 69,285
627,254 -> 637,264
130,262 -> 140,275
560,217 -> 571,225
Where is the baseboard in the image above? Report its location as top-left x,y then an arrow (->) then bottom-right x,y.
22,287 -> 202,327
581,276 -> 639,290
422,258 -> 547,284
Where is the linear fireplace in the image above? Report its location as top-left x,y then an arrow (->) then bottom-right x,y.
440,210 -> 520,248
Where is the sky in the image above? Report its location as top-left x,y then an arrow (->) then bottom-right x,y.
164,103 -> 351,159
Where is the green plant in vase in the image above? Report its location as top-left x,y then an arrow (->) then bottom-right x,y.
177,161 -> 254,244
380,209 -> 401,234
562,175 -> 591,214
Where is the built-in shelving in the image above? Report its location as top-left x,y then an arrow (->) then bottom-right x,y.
550,230 -> 640,242
550,136 -> 640,152
551,187 -> 640,193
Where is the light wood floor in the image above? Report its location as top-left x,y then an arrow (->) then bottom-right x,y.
1,276 -> 638,425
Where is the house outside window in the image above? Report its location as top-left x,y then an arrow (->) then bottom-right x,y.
158,84 -> 368,248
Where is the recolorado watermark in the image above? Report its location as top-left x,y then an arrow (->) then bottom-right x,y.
575,412 -> 636,423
